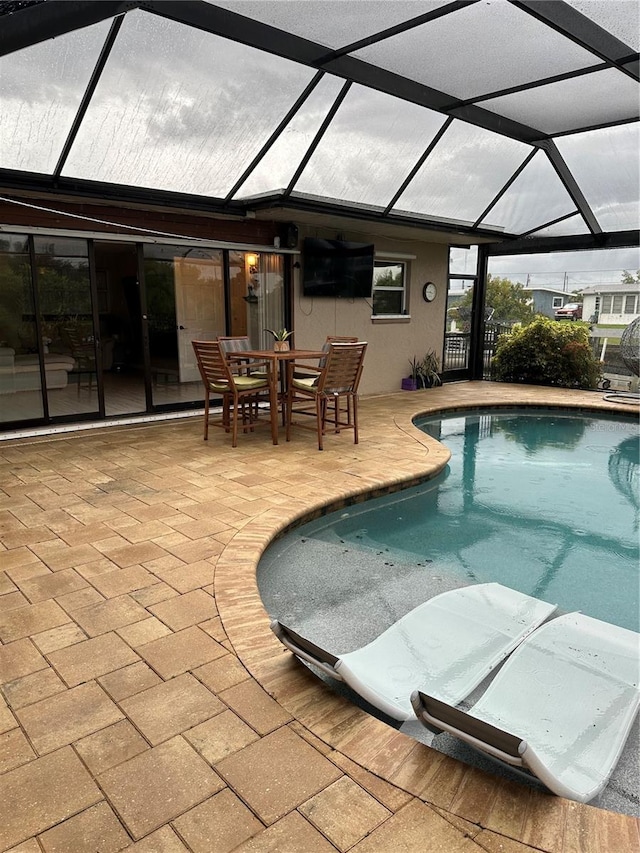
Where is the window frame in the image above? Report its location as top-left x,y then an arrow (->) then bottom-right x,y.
371,259 -> 408,318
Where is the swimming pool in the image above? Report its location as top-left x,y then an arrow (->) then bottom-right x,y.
262,408 -> 639,632
258,407 -> 639,815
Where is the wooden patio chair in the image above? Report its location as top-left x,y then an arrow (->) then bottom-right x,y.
293,335 -> 358,380
285,341 -> 367,450
217,335 -> 267,379
192,340 -> 277,447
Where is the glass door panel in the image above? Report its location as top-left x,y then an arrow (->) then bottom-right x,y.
444,277 -> 474,373
229,251 -> 285,348
33,236 -> 99,419
144,245 -> 224,407
444,246 -> 478,379
94,242 -> 147,419
0,234 -> 44,423
174,255 -> 225,382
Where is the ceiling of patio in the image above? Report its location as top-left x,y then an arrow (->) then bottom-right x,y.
0,0 -> 638,245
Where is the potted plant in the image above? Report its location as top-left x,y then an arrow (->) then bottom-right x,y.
265,328 -> 293,351
402,356 -> 420,391
418,350 -> 442,387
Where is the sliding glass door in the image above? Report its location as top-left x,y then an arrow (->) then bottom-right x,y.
0,236 -> 289,429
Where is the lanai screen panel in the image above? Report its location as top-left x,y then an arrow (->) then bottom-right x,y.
481,69 -> 640,136
564,0 -> 640,51
0,0 -> 637,241
62,10 -> 317,196
211,0 -> 451,48
0,19 -> 112,172
529,215 -> 591,238
392,122 -> 531,226
482,152 -> 579,235
292,84 -> 447,209
234,74 -> 346,199
555,125 -> 640,233
352,1 -> 599,98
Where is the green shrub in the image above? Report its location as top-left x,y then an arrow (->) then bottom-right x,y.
491,316 -> 601,389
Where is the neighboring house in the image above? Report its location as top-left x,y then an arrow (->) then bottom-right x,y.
581,283 -> 640,325
522,287 -> 579,319
581,282 -> 640,390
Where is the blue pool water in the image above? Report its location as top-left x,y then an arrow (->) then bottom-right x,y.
290,409 -> 639,632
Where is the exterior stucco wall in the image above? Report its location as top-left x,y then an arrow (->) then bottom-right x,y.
291,225 -> 449,395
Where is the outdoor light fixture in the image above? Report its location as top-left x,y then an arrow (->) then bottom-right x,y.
245,253 -> 260,302
246,253 -> 258,273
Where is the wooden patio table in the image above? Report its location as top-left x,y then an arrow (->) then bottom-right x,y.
229,348 -> 324,428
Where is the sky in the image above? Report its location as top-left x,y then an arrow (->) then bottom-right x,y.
489,248 -> 640,289
451,246 -> 640,291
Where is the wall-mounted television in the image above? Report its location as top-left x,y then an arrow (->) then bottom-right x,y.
302,238 -> 374,298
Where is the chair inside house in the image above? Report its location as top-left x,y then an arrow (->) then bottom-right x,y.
63,325 -> 97,389
285,341 -> 367,450
192,339 -> 277,447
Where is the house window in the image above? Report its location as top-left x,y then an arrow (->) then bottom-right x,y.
552,297 -> 563,308
601,295 -> 612,313
612,294 -> 623,313
372,261 -> 406,316
624,294 -> 636,314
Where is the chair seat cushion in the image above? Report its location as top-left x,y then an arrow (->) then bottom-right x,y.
211,376 -> 267,392
292,376 -> 318,390
292,377 -> 352,393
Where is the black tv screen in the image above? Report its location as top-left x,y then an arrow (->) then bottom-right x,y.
302,238 -> 374,298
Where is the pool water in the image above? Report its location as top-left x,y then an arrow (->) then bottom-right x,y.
292,409 -> 639,632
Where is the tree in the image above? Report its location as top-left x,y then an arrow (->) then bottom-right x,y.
373,268 -> 403,287
0,251 -> 33,349
449,275 -> 534,329
622,270 -> 640,284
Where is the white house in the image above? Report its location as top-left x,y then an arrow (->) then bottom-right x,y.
581,282 -> 640,325
581,282 -> 639,391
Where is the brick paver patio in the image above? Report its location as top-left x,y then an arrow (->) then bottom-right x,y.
0,382 -> 638,852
